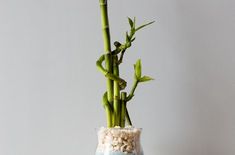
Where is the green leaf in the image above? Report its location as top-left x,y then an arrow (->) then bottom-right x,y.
131,37 -> 136,42
126,32 -> 130,43
128,17 -> 134,28
130,28 -> 135,36
139,76 -> 154,82
136,21 -> 155,31
125,32 -> 131,47
134,59 -> 142,79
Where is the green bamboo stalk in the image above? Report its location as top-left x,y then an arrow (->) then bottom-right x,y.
127,79 -> 138,101
100,0 -> 113,103
99,0 -> 113,127
102,92 -> 112,127
96,55 -> 126,86
126,108 -> 132,126
121,92 -> 127,127
113,56 -> 120,126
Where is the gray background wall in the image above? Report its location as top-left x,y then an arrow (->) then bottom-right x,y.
0,0 -> 235,155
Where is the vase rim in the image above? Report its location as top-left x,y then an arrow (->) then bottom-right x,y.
95,126 -> 143,132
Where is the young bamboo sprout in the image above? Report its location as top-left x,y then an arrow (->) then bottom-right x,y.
98,0 -> 154,128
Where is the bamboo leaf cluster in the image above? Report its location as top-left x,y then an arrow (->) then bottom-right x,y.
97,0 -> 154,128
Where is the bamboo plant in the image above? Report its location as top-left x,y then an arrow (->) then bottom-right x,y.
97,0 -> 154,128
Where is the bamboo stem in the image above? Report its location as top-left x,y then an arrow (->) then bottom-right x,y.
100,0 -> 113,106
121,92 -> 127,127
126,108 -> 132,126
113,56 -> 120,126
96,55 -> 126,86
102,92 -> 113,127
127,79 -> 139,101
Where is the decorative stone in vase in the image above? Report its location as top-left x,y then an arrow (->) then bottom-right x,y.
96,127 -> 143,155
